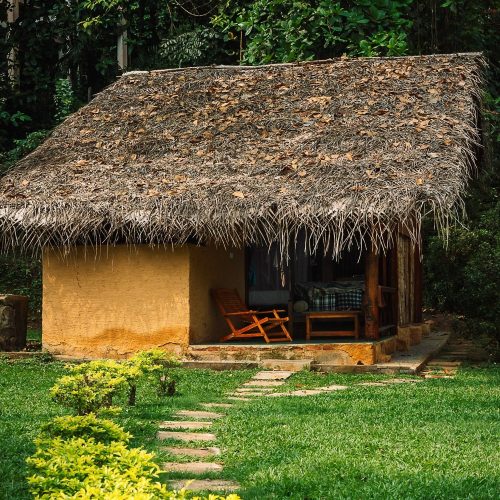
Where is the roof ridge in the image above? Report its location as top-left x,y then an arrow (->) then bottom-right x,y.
121,52 -> 484,77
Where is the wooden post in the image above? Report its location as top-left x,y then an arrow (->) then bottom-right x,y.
117,16 -> 128,71
7,0 -> 21,86
364,248 -> 380,339
413,243 -> 423,323
391,237 -> 400,328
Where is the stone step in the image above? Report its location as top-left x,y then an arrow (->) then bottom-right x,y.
161,462 -> 223,474
169,479 -> 240,492
200,403 -> 233,409
427,361 -> 462,366
175,410 -> 224,420
227,396 -> 251,401
260,359 -> 312,371
157,431 -> 216,442
236,387 -> 273,393
382,378 -> 423,384
358,382 -> 387,387
183,360 -> 259,370
159,421 -> 212,430
243,380 -> 284,387
162,446 -> 221,458
267,389 -> 324,397
319,384 -> 349,391
229,392 -> 262,397
252,370 -> 294,380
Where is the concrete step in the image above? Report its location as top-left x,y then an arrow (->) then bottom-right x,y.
161,462 -> 223,474
168,479 -> 240,492
243,380 -> 285,387
157,431 -> 216,442
161,446 -> 221,458
182,360 -> 259,370
252,370 -> 294,380
159,421 -> 212,430
260,359 -> 312,371
228,391 -> 263,397
175,410 -> 224,420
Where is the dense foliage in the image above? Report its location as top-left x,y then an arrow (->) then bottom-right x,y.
0,0 -> 498,337
26,352 -> 239,499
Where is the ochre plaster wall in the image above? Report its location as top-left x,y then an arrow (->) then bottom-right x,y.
189,246 -> 245,344
43,246 -> 190,359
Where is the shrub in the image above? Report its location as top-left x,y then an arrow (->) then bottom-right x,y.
27,435 -> 241,499
26,437 -> 168,498
129,349 -> 181,398
50,362 -> 127,416
40,414 -> 131,444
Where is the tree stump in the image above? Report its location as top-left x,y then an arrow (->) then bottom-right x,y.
0,295 -> 28,351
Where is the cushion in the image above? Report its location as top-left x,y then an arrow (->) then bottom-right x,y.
310,289 -> 336,311
335,289 -> 363,310
293,300 -> 309,313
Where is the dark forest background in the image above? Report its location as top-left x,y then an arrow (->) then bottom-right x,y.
0,0 -> 498,338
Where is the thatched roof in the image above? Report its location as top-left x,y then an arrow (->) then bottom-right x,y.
0,53 -> 484,256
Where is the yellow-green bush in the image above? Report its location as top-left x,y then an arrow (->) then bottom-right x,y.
40,414 -> 131,444
50,364 -> 127,416
27,437 -> 167,498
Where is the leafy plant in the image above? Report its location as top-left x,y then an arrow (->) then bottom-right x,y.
26,437 -> 169,498
212,0 -> 413,64
50,361 -> 128,416
54,78 -> 77,122
129,349 -> 181,399
40,414 -> 131,444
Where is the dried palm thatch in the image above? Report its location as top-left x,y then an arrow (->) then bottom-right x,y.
0,53 -> 485,257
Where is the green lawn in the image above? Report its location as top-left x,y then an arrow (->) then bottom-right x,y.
1,358 -> 499,499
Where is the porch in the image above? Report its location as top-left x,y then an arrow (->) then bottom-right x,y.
188,323 -> 430,367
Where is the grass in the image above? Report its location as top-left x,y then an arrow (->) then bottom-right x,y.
26,329 -> 41,342
0,358 -> 253,499
0,359 -> 499,499
216,367 -> 500,499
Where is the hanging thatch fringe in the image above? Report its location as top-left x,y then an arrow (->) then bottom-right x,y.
0,53 -> 486,258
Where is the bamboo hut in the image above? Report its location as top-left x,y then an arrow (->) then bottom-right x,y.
0,53 -> 484,362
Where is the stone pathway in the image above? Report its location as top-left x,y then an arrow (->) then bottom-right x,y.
156,370 -> 295,494
156,368 -> 429,494
420,335 -> 488,378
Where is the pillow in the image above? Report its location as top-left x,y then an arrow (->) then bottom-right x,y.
310,289 -> 336,311
293,300 -> 309,313
335,289 -> 363,310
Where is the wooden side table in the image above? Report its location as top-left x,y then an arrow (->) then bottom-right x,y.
305,311 -> 360,340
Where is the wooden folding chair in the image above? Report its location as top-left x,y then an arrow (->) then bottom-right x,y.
211,288 -> 292,343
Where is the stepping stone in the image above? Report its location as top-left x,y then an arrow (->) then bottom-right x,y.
358,382 -> 387,387
252,370 -> 294,380
200,403 -> 233,409
227,396 -> 251,401
162,446 -> 221,458
175,410 -> 224,420
289,389 -> 325,396
382,378 -> 422,384
169,479 -> 240,492
229,392 -> 263,397
157,431 -> 216,442
162,462 -> 223,474
319,384 -> 349,391
267,389 -> 324,397
236,387 -> 273,393
159,421 -> 212,430
243,380 -> 284,387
